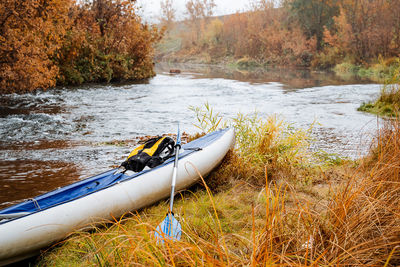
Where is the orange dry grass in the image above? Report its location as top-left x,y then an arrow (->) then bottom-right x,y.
308,119 -> 400,265
253,119 -> 400,266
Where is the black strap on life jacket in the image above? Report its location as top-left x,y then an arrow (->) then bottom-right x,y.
121,136 -> 175,172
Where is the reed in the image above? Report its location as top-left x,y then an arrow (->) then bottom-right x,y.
196,107 -> 316,191
311,118 -> 400,265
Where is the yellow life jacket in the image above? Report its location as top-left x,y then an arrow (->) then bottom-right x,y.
121,136 -> 175,172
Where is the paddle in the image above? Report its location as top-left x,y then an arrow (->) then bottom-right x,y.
155,123 -> 182,242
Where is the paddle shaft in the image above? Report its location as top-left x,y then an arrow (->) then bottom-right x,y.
169,124 -> 181,213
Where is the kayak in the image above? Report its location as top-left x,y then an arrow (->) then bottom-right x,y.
0,128 -> 235,266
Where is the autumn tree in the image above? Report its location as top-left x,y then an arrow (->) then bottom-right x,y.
256,1 -> 316,65
184,0 -> 216,46
174,0 -> 317,65
202,0 -> 216,19
221,13 -> 248,56
0,0 -> 72,93
55,0 -> 162,85
205,18 -> 223,45
0,0 -> 162,93
160,0 -> 176,31
163,0 -> 400,68
324,0 -> 400,62
288,0 -> 339,50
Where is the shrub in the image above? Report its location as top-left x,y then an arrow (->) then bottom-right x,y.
236,57 -> 261,69
0,0 -> 161,93
333,62 -> 359,75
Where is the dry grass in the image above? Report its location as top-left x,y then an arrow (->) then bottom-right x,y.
39,108 -> 400,266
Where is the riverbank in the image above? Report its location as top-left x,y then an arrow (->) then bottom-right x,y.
38,108 -> 400,266
357,61 -> 400,117
156,6 -> 400,83
156,33 -> 399,84
156,54 -> 399,84
333,59 -> 400,83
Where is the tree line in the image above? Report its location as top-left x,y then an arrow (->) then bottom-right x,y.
159,0 -> 400,68
0,0 -> 162,94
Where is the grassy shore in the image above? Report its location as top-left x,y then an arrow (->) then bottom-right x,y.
39,106 -> 400,266
333,59 -> 399,82
358,62 -> 400,117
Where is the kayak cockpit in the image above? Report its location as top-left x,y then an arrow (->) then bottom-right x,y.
0,170 -> 130,222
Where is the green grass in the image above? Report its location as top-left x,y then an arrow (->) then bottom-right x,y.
334,58 -> 400,82
358,61 -> 400,117
358,101 -> 398,117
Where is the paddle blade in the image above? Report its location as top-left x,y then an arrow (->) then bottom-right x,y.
155,213 -> 181,243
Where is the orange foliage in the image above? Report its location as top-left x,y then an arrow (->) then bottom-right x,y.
221,12 -> 249,57
166,0 -> 400,67
182,0 -> 216,48
160,0 -> 176,32
324,0 -> 400,63
251,6 -> 316,65
175,1 -> 316,66
0,0 -> 72,93
57,0 -> 162,85
0,0 -> 162,93
212,5 -> 315,66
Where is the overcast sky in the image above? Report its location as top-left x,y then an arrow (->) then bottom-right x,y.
136,0 -> 253,23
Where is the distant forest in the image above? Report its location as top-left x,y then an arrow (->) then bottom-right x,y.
0,0 -> 162,93
158,0 -> 400,68
2,0 -> 400,93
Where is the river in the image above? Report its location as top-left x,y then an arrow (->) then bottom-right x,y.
0,63 -> 381,208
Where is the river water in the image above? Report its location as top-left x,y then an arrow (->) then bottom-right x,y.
0,63 -> 381,208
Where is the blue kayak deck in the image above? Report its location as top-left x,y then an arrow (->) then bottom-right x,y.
0,128 -> 229,220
